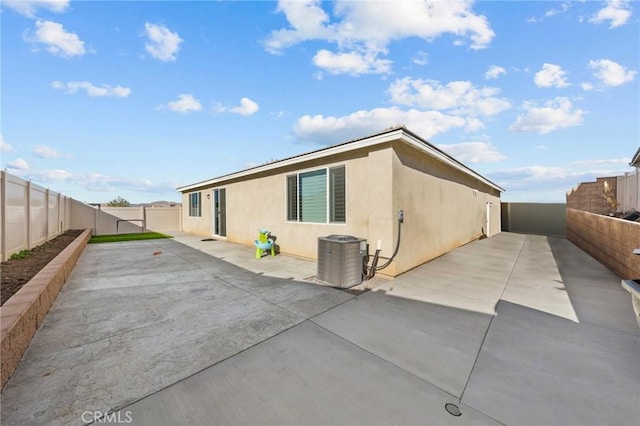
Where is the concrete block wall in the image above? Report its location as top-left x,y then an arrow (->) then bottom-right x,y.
0,229 -> 91,390
566,177 -> 618,214
567,208 -> 640,279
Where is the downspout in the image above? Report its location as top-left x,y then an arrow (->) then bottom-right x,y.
486,201 -> 492,237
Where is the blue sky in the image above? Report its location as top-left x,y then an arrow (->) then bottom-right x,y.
1,0 -> 638,204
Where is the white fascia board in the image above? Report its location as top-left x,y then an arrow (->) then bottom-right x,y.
631,146 -> 640,167
176,130 -> 404,192
176,128 -> 504,193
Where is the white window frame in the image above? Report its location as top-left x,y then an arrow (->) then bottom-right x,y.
189,192 -> 201,217
285,165 -> 346,224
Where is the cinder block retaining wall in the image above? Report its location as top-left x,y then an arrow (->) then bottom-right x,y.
567,209 -> 640,279
1,229 -> 91,390
566,177 -> 618,214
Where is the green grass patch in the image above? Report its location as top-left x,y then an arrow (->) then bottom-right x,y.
89,232 -> 173,244
10,249 -> 32,260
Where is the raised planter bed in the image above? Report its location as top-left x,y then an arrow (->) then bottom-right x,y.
1,229 -> 91,390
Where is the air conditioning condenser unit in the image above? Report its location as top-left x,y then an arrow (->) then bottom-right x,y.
317,235 -> 366,288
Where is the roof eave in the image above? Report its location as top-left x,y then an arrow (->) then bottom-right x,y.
177,128 -> 505,194
176,128 -> 406,192
631,146 -> 640,167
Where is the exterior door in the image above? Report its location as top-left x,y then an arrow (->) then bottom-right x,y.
213,188 -> 226,237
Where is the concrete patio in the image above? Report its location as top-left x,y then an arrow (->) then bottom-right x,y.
1,232 -> 638,425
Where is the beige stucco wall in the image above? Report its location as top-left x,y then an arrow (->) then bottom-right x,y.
389,143 -> 501,276
182,145 -> 393,262
181,191 -> 213,237
181,140 -> 501,277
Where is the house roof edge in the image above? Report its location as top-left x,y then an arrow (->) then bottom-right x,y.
177,127 -> 505,193
631,146 -> 640,167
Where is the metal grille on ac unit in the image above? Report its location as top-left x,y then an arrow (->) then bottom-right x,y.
317,235 -> 366,288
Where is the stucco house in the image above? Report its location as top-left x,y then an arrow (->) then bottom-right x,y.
177,126 -> 504,277
632,147 -> 640,168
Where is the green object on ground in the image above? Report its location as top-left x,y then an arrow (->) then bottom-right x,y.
10,249 -> 32,260
89,232 -> 172,244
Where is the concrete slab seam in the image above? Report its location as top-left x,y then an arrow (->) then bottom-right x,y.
174,242 -> 355,322
164,245 -> 306,317
307,317 -> 500,421
458,235 -> 529,403
91,319 -> 315,423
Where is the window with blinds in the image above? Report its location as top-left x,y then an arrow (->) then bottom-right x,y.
286,166 -> 345,223
189,192 -> 201,217
329,166 -> 346,222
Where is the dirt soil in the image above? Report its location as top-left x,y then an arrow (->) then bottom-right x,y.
1,230 -> 84,306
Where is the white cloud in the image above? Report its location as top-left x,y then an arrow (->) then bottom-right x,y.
412,51 -> 429,66
3,164 -> 175,196
3,0 -> 69,18
230,97 -> 260,116
51,81 -> 131,97
144,22 -> 183,62
264,0 -> 494,75
509,97 -> 586,134
437,141 -> 506,163
0,135 -> 14,152
215,98 -> 260,116
527,1 -> 573,23
534,63 -> 569,88
32,144 -> 72,159
263,0 -> 332,53
486,156 -> 630,202
589,0 -> 632,28
313,49 -> 392,75
8,158 -> 30,171
581,82 -> 594,91
166,94 -> 202,113
31,169 -> 74,181
485,65 -> 506,80
25,20 -> 86,58
489,165 -> 581,189
13,168 -> 174,194
82,173 -> 155,192
545,1 -> 572,18
572,157 -> 631,167
489,157 -> 631,194
293,107 -> 483,145
588,59 -> 637,86
388,78 -> 511,117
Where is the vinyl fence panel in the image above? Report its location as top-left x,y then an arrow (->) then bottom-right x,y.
3,173 -> 29,257
501,202 -> 566,237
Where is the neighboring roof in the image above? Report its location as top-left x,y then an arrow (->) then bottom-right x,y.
177,126 -> 505,193
631,146 -> 640,167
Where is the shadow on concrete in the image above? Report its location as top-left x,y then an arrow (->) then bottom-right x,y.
463,299 -> 640,426
547,236 -> 639,334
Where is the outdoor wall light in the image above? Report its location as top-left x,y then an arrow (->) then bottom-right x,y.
207,194 -> 211,199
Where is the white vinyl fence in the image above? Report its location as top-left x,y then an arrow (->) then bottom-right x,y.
1,171 -> 72,261
1,171 -> 182,261
617,170 -> 639,213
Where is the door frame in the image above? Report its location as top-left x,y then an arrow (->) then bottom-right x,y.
213,188 -> 226,238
